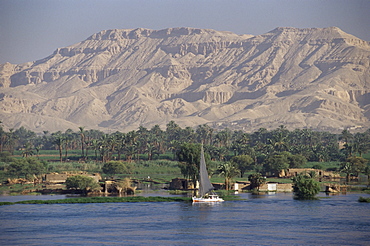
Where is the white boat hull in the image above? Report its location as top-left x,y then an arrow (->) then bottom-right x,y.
192,196 -> 224,203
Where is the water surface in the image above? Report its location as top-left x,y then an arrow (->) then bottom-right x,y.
0,193 -> 369,245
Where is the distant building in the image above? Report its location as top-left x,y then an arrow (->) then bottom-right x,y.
258,183 -> 293,192
282,168 -> 340,181
45,173 -> 69,183
44,173 -> 101,183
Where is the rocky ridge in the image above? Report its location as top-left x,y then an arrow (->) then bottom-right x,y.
0,27 -> 369,133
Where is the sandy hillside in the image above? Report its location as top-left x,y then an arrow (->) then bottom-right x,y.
0,27 -> 369,133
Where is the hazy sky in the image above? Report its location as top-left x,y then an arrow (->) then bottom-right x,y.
1,0 -> 369,64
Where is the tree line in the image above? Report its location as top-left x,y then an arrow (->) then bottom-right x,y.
1,121 -> 369,196
1,122 -> 369,164
0,121 -> 370,183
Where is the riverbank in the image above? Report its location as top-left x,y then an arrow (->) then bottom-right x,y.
0,196 -> 192,206
0,191 -> 244,205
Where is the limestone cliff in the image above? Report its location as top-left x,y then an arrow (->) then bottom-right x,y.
1,27 -> 369,133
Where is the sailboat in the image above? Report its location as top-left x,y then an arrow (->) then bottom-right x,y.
192,145 -> 224,203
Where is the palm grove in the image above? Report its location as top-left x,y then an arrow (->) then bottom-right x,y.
0,121 -> 369,194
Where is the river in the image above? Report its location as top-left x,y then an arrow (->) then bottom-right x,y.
0,192 -> 369,245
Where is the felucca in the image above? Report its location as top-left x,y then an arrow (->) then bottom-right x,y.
192,145 -> 224,203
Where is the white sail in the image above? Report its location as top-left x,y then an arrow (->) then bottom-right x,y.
198,145 -> 214,197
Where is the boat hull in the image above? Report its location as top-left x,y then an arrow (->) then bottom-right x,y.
192,196 -> 224,203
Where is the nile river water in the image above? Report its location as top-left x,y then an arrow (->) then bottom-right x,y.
0,192 -> 369,245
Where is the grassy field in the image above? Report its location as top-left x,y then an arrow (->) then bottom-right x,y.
304,161 -> 340,171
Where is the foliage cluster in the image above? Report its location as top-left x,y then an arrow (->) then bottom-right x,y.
0,196 -> 193,206
0,122 -> 369,189
65,175 -> 100,194
102,161 -> 133,176
358,197 -> 370,203
292,173 -> 321,200
7,157 -> 46,179
1,123 -> 370,165
340,156 -> 368,183
248,173 -> 266,190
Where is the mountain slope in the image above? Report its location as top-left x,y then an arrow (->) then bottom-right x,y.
1,27 -> 369,133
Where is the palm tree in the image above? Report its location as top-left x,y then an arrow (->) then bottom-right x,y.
168,140 -> 181,160
181,126 -> 196,143
22,142 -> 34,157
268,129 -> 290,153
340,162 -> 352,184
98,134 -> 109,162
0,121 -> 6,152
78,126 -> 85,158
166,120 -> 181,142
63,129 -> 74,161
230,131 -> 250,156
340,129 -> 353,146
98,134 -> 117,162
107,134 -> 117,161
125,131 -> 138,162
217,162 -> 240,190
6,129 -> 17,154
52,132 -> 64,162
196,124 -> 212,145
35,144 -> 43,159
215,128 -> 232,148
114,132 -> 126,161
146,142 -> 157,160
90,139 -> 100,160
150,124 -> 165,154
354,132 -> 370,157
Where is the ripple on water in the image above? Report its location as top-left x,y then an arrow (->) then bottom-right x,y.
0,193 -> 369,245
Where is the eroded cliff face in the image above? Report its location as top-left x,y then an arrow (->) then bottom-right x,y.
1,27 -> 369,133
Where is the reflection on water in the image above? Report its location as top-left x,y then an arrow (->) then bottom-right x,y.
0,193 -> 369,245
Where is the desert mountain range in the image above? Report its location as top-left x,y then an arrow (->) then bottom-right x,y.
0,27 -> 369,133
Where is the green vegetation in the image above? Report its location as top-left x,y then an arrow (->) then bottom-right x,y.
0,183 -> 45,195
263,153 -> 290,176
7,157 -> 46,179
65,175 -> 100,194
292,173 -> 321,200
248,173 -> 266,190
216,162 -> 240,190
0,196 -> 192,206
340,156 -> 368,183
358,196 -> 370,203
176,143 -> 204,185
231,155 -> 254,178
0,193 -> 243,206
215,190 -> 246,201
0,122 -> 369,195
102,161 -> 133,176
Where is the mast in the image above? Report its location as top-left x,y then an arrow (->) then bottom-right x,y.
198,145 -> 214,197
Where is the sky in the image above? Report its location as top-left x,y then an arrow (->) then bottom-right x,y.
0,0 -> 369,64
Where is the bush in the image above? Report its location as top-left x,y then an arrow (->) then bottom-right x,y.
65,175 -> 100,194
102,161 -> 133,175
0,152 -> 14,163
292,173 -> 321,200
263,153 -> 289,176
288,154 -> 306,168
358,196 -> 370,203
248,173 -> 266,190
7,157 -> 45,179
